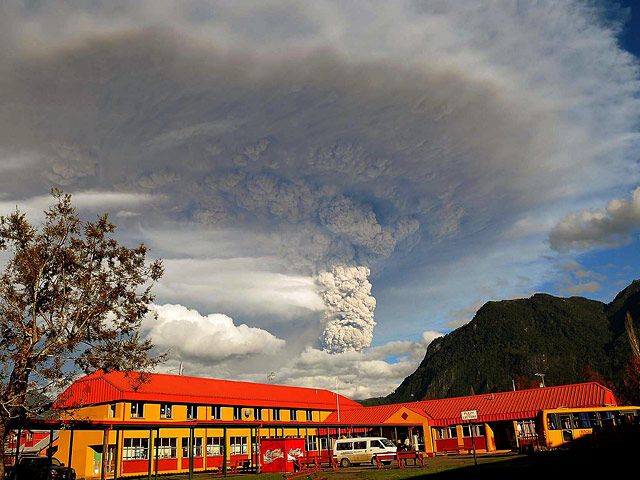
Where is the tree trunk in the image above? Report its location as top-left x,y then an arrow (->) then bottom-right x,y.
0,419 -> 8,480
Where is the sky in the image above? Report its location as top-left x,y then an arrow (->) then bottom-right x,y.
1,1 -> 640,399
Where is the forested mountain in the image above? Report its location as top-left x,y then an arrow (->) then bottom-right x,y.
367,281 -> 640,405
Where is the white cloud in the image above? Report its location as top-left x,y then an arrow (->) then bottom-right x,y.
151,322 -> 442,399
0,191 -> 160,222
144,304 -> 285,363
265,329 -> 443,399
557,260 -> 605,297
155,257 -> 325,318
550,187 -> 640,251
564,281 -> 601,296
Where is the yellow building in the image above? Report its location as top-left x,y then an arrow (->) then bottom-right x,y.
53,370 -> 363,478
46,372 -> 635,479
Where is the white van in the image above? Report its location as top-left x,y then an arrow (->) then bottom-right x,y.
333,437 -> 397,467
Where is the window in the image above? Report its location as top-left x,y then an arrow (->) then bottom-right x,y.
435,426 -> 458,439
547,414 -> 558,430
123,438 -> 148,460
233,407 -> 242,420
353,441 -> 367,450
290,409 -> 297,421
273,409 -> 281,421
559,415 -> 573,429
254,408 -> 262,420
130,402 -> 144,419
182,437 -> 203,457
576,413 -> 592,428
306,435 -> 317,451
336,442 -> 352,451
160,403 -> 172,419
155,438 -> 177,459
187,404 -> 198,420
306,410 -> 313,422
211,406 -> 221,420
207,437 -> 223,456
230,436 -> 247,455
319,437 -> 329,451
109,403 -> 117,418
462,425 -> 485,437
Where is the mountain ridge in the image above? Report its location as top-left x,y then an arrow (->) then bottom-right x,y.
365,280 -> 640,406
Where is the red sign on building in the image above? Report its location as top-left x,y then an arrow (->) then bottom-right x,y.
260,438 -> 305,473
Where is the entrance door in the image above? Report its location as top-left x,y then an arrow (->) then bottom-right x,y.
91,445 -> 116,475
92,446 -> 102,476
490,422 -> 515,450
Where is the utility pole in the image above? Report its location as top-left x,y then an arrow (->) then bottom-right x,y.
335,378 -> 341,423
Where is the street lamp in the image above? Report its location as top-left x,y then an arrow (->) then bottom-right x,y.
534,373 -> 546,388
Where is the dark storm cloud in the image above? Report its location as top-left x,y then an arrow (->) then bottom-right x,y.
0,1 -> 638,360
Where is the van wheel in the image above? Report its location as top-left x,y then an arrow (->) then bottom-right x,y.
340,458 -> 351,468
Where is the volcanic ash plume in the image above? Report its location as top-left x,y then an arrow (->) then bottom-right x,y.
317,265 -> 376,353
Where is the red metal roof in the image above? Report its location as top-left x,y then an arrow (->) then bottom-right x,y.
407,382 -> 617,426
320,382 -> 617,427
55,371 -> 361,411
324,404 -> 430,425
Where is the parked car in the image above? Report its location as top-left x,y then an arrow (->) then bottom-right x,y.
333,437 -> 397,467
5,455 -> 75,480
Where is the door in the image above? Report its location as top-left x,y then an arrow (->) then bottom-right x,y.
92,446 -> 103,475
352,441 -> 368,463
91,445 -> 116,475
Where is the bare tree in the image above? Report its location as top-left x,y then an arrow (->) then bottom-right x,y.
0,190 -> 164,476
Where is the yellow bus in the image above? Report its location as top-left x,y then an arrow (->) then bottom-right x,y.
540,406 -> 640,448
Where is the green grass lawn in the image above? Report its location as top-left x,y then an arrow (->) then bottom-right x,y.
156,454 -> 523,480
153,448 -> 635,480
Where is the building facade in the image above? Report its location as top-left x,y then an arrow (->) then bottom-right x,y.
25,371 -> 633,479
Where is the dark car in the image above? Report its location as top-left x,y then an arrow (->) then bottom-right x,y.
5,455 -> 75,480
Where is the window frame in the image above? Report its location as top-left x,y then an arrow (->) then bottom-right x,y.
181,437 -> 203,458
187,404 -> 198,420
155,438 -> 177,459
305,435 -> 318,451
230,436 -> 248,455
206,437 -> 223,456
123,438 -> 149,460
160,403 -> 173,419
233,406 -> 242,421
211,406 -> 221,420
130,401 -> 144,419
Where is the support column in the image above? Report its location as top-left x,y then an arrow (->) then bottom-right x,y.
222,427 -> 228,476
189,427 -> 194,480
147,429 -> 153,480
100,428 -> 109,480
154,429 -> 159,480
47,429 -> 54,459
66,429 -> 74,480
113,430 -> 120,480
203,428 -> 208,472
14,427 -> 21,466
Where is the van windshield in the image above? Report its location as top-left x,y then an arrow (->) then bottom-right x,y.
380,439 -> 395,447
